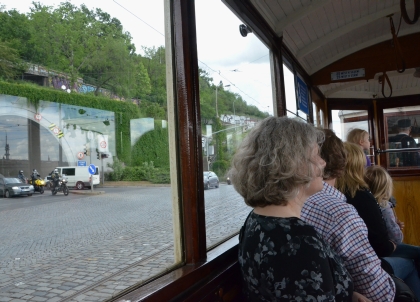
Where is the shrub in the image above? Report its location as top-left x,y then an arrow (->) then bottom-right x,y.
106,158 -> 125,180
212,160 -> 229,178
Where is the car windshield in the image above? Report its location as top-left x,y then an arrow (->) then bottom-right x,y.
4,178 -> 22,184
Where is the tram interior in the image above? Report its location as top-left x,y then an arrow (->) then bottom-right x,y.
1,0 -> 420,301
115,0 -> 420,300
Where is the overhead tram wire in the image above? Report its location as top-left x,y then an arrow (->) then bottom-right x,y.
112,0 -> 266,110
198,61 -> 263,108
113,0 -> 165,37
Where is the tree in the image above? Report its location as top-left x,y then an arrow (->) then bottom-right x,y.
133,60 -> 151,99
28,1 -> 137,91
0,8 -> 32,58
0,42 -> 26,79
140,46 -> 167,105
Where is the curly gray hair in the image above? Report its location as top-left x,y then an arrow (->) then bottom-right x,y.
230,116 -> 324,207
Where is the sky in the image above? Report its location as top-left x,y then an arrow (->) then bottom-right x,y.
0,0 -> 275,114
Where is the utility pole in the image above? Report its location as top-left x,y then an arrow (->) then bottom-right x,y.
215,82 -> 230,119
215,86 -> 219,118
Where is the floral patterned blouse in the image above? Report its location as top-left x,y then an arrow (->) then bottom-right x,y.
238,212 -> 353,301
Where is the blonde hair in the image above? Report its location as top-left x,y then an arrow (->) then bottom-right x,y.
336,142 -> 368,198
364,166 -> 393,207
347,128 -> 368,146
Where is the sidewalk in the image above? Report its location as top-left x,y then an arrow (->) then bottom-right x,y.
69,181 -> 169,195
99,181 -> 170,187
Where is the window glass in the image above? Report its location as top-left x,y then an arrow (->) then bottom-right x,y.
283,64 -> 297,114
319,107 -> 325,128
383,106 -> 420,169
331,109 -> 373,164
0,0 -> 178,301
312,102 -> 324,127
62,168 -> 76,176
283,65 -> 309,122
195,0 -> 272,249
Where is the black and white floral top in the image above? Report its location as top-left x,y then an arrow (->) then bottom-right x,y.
238,212 -> 353,301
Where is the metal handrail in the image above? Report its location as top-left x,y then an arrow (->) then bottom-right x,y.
375,148 -> 420,154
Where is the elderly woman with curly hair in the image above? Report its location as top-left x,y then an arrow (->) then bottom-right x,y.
231,117 -> 369,302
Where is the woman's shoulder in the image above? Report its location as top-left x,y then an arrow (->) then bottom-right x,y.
249,213 -> 321,240
346,188 -> 375,201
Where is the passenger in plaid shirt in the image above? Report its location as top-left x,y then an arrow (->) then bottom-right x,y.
301,129 -> 395,301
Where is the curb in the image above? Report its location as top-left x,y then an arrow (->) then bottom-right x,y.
70,190 -> 105,195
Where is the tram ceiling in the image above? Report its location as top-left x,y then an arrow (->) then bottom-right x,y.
225,0 -> 420,98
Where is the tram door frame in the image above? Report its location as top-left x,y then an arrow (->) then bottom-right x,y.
326,98 -> 375,145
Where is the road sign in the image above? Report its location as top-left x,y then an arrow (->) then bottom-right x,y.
97,135 -> 109,152
77,152 -> 84,159
34,113 -> 42,121
88,164 -> 96,175
53,127 -> 59,135
78,161 -> 87,166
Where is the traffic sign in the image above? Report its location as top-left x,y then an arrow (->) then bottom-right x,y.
78,161 -> 87,166
34,113 -> 42,121
97,135 -> 109,152
88,164 -> 96,175
77,152 -> 84,159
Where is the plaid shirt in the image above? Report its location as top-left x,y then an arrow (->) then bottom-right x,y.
301,182 -> 395,301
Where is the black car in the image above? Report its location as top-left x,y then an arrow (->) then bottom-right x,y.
203,171 -> 219,189
0,174 -> 34,198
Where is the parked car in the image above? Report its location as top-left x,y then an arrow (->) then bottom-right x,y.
203,171 -> 219,189
0,174 -> 34,198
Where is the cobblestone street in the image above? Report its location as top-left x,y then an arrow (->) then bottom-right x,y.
0,185 -> 249,301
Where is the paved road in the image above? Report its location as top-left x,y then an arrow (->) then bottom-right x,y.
0,185 -> 250,302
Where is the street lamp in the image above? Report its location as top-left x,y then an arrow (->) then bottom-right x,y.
215,82 -> 230,118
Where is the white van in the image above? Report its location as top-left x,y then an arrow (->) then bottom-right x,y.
53,166 -> 100,190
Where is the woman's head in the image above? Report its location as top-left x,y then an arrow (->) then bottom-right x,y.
229,117 -> 325,207
364,166 -> 393,207
320,129 -> 347,180
336,142 -> 368,197
347,128 -> 370,151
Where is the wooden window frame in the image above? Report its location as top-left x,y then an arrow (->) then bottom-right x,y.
113,0 -> 321,300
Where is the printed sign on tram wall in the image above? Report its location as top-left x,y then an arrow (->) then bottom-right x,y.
331,68 -> 365,81
296,76 -> 309,115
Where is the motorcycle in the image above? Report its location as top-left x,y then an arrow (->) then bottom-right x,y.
28,175 -> 46,194
51,175 -> 69,196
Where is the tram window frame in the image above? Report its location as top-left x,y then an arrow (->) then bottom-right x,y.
282,57 -> 312,123
115,0 -> 289,300
326,98 -> 375,145
376,95 -> 420,177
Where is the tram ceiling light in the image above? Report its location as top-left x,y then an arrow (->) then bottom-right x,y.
414,68 -> 420,78
239,24 -> 253,37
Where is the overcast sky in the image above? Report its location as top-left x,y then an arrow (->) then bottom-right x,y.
1,0 -> 275,114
